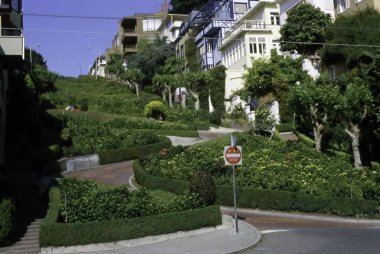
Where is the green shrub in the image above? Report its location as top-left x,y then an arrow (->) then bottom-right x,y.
230,105 -> 247,120
98,136 -> 171,164
144,101 -> 167,120
40,187 -> 222,247
0,198 -> 15,245
276,123 -> 295,133
294,130 -> 315,148
189,171 -> 216,206
40,205 -> 221,247
371,161 -> 380,171
80,99 -> 88,111
210,110 -> 222,125
133,160 -> 189,195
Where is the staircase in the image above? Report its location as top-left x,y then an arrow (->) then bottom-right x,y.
0,218 -> 42,254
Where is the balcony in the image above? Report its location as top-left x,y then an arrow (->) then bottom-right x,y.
195,20 -> 231,42
0,28 -> 24,56
221,20 -> 272,47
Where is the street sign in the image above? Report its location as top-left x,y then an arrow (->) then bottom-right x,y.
224,146 -> 242,166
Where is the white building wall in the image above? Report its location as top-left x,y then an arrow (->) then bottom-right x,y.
224,70 -> 245,112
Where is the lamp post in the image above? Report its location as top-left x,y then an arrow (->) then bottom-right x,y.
71,62 -> 82,76
89,47 -> 100,79
29,43 -> 40,72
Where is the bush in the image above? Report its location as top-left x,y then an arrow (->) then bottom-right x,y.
144,101 -> 167,120
276,123 -> 295,133
189,171 -> 216,206
230,105 -> 247,120
98,136 -> 171,164
133,160 -> 189,195
40,187 -> 222,247
0,198 -> 15,245
210,109 -> 222,125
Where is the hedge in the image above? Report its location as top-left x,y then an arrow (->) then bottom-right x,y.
294,130 -> 315,148
98,136 -> 171,165
371,161 -> 380,171
0,198 -> 15,245
133,160 -> 380,217
276,123 -> 295,133
139,129 -> 199,138
39,187 -> 222,247
133,160 -> 189,195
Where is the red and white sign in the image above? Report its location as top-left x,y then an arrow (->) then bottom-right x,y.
224,146 -> 242,166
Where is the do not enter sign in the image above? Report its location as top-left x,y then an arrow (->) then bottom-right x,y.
224,146 -> 242,166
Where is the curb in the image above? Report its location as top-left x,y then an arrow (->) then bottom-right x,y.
221,206 -> 380,225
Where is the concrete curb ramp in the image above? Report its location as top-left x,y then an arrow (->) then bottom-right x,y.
40,215 -> 261,254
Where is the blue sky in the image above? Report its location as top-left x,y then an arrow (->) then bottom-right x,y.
23,0 -> 165,77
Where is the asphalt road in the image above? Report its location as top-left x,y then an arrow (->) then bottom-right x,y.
224,209 -> 380,254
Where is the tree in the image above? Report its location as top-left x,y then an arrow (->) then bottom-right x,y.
242,50 -> 308,122
127,38 -> 175,86
322,9 -> 380,163
208,65 -> 226,112
322,9 -> 380,69
179,71 -> 211,110
288,76 -> 341,151
120,68 -> 144,97
280,3 -> 332,57
152,74 -> 174,107
170,0 -> 208,14
105,53 -> 125,79
337,75 -> 373,168
24,48 -> 47,70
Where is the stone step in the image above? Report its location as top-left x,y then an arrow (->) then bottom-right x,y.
0,244 -> 40,254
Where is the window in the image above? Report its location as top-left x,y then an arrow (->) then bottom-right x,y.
249,37 -> 266,55
143,18 -> 161,31
207,40 -> 213,52
234,3 -> 247,14
270,12 -> 280,25
337,0 -> 350,13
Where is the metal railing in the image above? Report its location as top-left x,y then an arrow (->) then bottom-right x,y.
221,20 -> 268,46
1,27 -> 22,36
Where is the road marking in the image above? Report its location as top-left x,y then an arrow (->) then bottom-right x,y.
261,229 -> 291,234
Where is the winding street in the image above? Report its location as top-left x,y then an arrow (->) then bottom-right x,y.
65,130 -> 380,254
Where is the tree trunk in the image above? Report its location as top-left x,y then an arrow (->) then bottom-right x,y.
345,122 -> 362,169
168,86 -> 173,108
194,94 -> 200,110
313,124 -> 323,151
208,90 -> 214,113
162,92 -> 167,102
310,105 -> 324,151
134,83 -> 140,97
181,95 -> 186,109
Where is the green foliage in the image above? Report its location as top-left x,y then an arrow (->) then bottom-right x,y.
170,0 -> 208,13
127,38 -> 175,86
166,109 -> 213,130
40,204 -> 221,247
79,98 -> 88,111
280,3 -> 332,55
189,171 -> 216,206
142,132 -> 380,202
106,116 -> 195,130
25,66 -> 58,97
60,113 -> 160,157
252,105 -> 276,134
230,105 -> 247,120
185,31 -> 202,72
24,48 -> 47,70
0,198 -> 15,245
144,101 -> 168,120
210,109 -> 222,125
98,136 -> 171,164
323,8 -> 380,68
208,65 -> 226,112
105,53 -> 125,77
134,159 -> 189,195
276,123 -> 295,133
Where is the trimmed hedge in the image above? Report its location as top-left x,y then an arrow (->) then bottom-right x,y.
134,160 -> 380,217
0,198 -> 15,245
133,160 -> 188,195
139,129 -> 199,138
39,187 -> 222,247
276,123 -> 295,133
294,130 -> 315,148
371,161 -> 380,171
98,136 -> 171,165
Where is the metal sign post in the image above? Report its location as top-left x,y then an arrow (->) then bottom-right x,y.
224,134 -> 242,234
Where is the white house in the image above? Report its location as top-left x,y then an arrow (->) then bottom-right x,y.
219,0 -> 281,113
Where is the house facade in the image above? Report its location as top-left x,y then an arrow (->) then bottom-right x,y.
0,0 -> 24,165
219,0 -> 281,112
334,0 -> 380,16
158,13 -> 188,43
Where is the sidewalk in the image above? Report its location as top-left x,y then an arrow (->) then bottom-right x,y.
40,215 -> 261,254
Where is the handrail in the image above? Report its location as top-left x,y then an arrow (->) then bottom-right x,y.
1,27 -> 22,36
221,20 -> 267,46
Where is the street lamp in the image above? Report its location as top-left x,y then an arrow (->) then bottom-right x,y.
71,62 -> 82,76
89,47 -> 100,79
29,43 -> 40,72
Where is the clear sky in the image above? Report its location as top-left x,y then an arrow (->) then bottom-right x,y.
23,0 -> 166,77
